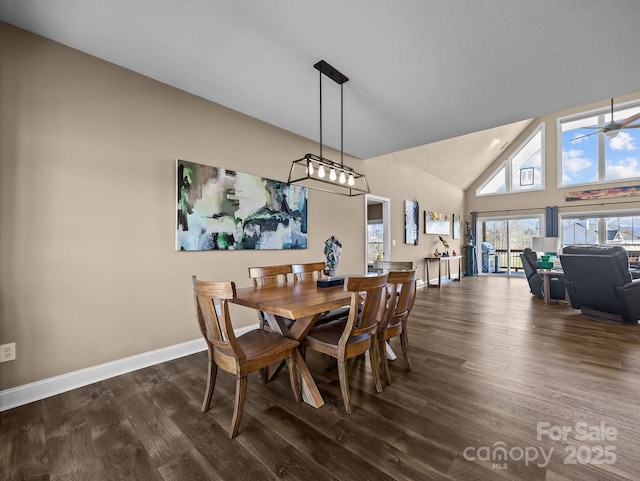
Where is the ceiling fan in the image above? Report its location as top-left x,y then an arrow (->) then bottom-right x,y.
571,98 -> 640,141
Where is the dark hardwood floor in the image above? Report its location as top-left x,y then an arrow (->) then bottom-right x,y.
3,276 -> 640,480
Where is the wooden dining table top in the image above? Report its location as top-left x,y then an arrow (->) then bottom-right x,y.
232,282 -> 351,327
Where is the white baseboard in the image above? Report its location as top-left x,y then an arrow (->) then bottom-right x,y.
0,324 -> 257,412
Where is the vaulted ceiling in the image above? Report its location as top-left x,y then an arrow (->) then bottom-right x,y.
2,1 -> 639,189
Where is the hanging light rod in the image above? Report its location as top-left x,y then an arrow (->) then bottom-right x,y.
287,60 -> 370,197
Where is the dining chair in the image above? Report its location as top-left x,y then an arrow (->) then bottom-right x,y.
248,264 -> 293,286
372,260 -> 414,273
293,260 -> 345,320
248,264 -> 294,328
291,261 -> 326,282
192,276 -> 301,438
304,273 -> 389,414
377,269 -> 417,385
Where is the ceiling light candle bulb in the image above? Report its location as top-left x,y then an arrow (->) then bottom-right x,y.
347,173 -> 355,186
308,160 -> 314,175
339,171 -> 346,184
329,168 -> 337,181
318,164 -> 325,178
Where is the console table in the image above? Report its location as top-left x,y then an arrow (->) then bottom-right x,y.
424,255 -> 462,287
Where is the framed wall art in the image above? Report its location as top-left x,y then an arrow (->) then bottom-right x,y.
404,200 -> 419,245
452,213 -> 461,239
520,167 -> 534,186
424,210 -> 451,235
565,184 -> 640,201
176,160 -> 307,250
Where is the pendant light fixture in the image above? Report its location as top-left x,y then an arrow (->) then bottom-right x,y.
288,60 -> 370,196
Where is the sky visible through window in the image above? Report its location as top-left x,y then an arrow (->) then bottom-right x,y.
477,126 -> 543,195
562,104 -> 640,186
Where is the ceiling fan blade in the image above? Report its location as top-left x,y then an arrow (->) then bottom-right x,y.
621,124 -> 640,129
570,131 -> 599,141
619,112 -> 640,127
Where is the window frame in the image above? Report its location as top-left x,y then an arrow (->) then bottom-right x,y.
476,123 -> 545,197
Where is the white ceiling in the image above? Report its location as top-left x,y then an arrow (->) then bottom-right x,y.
2,1 -> 640,189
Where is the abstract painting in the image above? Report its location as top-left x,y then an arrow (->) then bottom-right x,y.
424,210 -> 451,235
177,160 -> 307,250
565,184 -> 640,202
404,200 -> 419,245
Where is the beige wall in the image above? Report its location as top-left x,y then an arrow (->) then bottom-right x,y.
0,23 -> 374,390
363,153 -> 465,270
465,92 -> 640,222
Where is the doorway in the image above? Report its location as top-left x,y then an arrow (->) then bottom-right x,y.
365,195 -> 391,272
477,215 -> 542,276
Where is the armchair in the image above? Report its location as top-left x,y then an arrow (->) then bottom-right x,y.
520,248 -> 565,300
560,245 -> 640,323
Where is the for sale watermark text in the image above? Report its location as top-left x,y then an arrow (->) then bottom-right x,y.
463,421 -> 618,470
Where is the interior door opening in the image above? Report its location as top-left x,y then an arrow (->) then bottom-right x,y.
365,195 -> 390,273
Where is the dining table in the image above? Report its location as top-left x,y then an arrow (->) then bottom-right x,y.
230,281 -> 353,408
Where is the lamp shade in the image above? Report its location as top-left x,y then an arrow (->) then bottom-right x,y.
532,236 -> 560,254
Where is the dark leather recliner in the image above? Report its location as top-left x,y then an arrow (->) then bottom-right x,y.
560,245 -> 640,323
520,248 -> 565,300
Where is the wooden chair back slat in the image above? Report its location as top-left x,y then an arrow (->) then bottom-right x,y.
340,274 -> 388,346
372,260 -> 413,273
248,264 -> 293,286
192,277 -> 244,358
378,269 -> 417,384
292,262 -> 326,282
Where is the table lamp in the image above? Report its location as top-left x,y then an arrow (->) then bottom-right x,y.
532,237 -> 560,269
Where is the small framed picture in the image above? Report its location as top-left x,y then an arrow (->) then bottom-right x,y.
452,213 -> 461,239
520,167 -> 534,186
404,200 -> 419,245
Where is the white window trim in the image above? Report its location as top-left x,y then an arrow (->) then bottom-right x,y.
476,123 -> 545,197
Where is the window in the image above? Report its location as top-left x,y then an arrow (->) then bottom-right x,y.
561,213 -> 640,250
477,124 -> 544,196
367,223 -> 384,263
561,218 -> 598,245
559,102 -> 640,186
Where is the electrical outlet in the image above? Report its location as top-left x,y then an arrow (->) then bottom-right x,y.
0,343 -> 16,362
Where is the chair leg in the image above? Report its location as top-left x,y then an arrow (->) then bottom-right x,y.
259,361 -> 286,384
323,354 -> 337,370
337,359 -> 353,414
202,359 -> 218,413
400,331 -> 412,370
369,342 -> 383,393
286,353 -> 302,403
379,339 -> 391,385
229,376 -> 247,438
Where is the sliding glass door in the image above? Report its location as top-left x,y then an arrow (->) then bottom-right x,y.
477,215 -> 542,276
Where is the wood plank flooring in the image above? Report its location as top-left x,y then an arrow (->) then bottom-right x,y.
3,276 -> 640,480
